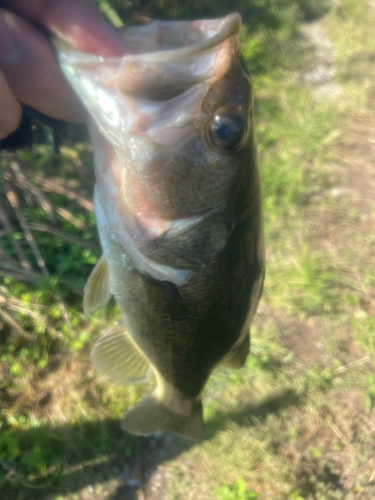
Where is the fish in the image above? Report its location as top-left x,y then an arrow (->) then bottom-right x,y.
57,12 -> 265,440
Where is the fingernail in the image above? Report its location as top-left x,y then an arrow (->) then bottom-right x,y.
0,12 -> 21,65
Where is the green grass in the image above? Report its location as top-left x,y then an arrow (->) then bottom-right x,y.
1,0 -> 375,498
216,478 -> 259,500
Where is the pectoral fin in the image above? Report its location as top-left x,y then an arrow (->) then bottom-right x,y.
224,333 -> 250,369
83,255 -> 112,315
91,326 -> 153,385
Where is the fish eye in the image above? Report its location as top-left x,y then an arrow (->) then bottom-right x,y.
208,114 -> 246,152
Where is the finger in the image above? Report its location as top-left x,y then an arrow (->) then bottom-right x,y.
3,0 -> 133,56
0,68 -> 22,140
0,10 -> 85,122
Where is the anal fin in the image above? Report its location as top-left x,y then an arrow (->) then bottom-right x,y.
224,333 -> 250,369
83,255 -> 112,315
91,326 -> 153,385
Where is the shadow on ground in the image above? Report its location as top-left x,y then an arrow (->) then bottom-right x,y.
0,388 -> 302,499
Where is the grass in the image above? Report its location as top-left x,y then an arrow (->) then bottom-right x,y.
1,0 -> 375,499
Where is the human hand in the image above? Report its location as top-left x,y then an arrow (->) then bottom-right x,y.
0,0 -> 132,140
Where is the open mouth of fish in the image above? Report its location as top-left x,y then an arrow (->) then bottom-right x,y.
57,13 -> 246,285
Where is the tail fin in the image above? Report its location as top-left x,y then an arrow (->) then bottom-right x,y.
121,394 -> 204,441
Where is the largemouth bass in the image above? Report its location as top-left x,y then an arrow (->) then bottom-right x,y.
57,13 -> 265,440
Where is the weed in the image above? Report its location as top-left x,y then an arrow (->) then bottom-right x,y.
216,478 -> 259,500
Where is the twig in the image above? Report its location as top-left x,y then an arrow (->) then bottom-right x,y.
327,422 -> 358,457
336,356 -> 371,374
0,260 -> 41,285
36,177 -> 94,212
9,162 -> 54,218
0,202 -> 32,270
6,189 -> 49,276
0,306 -> 28,337
55,207 -> 86,229
0,290 -> 64,338
0,261 -> 83,295
28,223 -> 98,250
55,298 -> 72,329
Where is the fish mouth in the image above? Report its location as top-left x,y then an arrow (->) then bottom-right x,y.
57,13 -> 241,102
120,13 -> 241,60
117,14 -> 241,100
